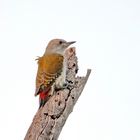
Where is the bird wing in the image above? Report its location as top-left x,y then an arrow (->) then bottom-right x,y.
35,53 -> 64,96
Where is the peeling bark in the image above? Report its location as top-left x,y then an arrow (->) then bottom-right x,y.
24,47 -> 91,140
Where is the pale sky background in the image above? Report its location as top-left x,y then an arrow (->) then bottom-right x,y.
0,0 -> 140,140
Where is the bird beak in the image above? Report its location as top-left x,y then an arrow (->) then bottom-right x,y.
66,41 -> 76,47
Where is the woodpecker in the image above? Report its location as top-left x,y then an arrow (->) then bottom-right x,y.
35,39 -> 76,108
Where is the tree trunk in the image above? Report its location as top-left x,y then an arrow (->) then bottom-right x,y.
24,47 -> 91,140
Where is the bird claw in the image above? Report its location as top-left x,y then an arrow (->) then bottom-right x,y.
54,84 -> 67,91
63,82 -> 69,88
63,80 -> 75,88
54,80 -> 75,91
66,80 -> 75,87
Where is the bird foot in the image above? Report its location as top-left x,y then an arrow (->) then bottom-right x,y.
54,81 -> 69,91
54,80 -> 75,91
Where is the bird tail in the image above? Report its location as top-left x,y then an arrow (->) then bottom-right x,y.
39,87 -> 52,108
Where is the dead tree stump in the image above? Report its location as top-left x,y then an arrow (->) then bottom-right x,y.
24,47 -> 91,140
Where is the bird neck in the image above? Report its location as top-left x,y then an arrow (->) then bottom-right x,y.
44,49 -> 65,56
44,52 -> 64,57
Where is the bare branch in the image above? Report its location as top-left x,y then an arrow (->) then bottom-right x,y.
24,47 -> 91,140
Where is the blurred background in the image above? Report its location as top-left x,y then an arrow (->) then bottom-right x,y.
0,0 -> 140,139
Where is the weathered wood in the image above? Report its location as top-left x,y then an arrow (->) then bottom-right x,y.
24,47 -> 91,140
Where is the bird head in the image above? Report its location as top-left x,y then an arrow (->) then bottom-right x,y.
45,39 -> 76,55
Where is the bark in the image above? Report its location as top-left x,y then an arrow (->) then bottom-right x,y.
24,47 -> 91,140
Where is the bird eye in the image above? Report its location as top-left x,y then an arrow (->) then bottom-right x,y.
59,41 -> 63,44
